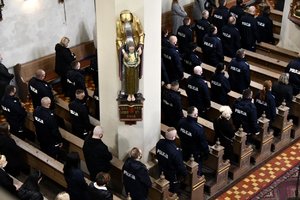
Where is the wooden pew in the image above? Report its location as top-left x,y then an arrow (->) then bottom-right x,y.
270,9 -> 283,23
257,42 -> 298,62
290,94 -> 300,139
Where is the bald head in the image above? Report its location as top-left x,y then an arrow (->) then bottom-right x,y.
36,69 -> 46,80
169,35 -> 177,46
202,10 -> 209,19
41,97 -> 51,108
193,66 -> 203,75
165,127 -> 177,140
228,16 -> 236,25
92,126 -> 103,139
248,6 -> 256,15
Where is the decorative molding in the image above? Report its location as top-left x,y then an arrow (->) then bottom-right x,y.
289,0 -> 300,25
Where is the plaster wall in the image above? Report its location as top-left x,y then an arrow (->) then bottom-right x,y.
162,0 -> 194,13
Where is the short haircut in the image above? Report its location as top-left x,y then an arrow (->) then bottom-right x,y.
75,89 -> 85,96
183,17 -> 190,25
242,88 -> 252,99
4,85 -> 16,96
236,48 -> 245,59
95,172 -> 111,186
0,122 -> 10,136
278,73 -> 289,85
55,192 -> 70,200
171,81 -> 179,87
187,106 -> 196,115
35,69 -> 45,79
215,63 -> 224,73
165,127 -> 176,140
71,61 -> 79,69
129,147 -> 142,160
208,25 -> 216,34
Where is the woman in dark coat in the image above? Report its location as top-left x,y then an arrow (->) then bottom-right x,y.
272,73 -> 293,107
18,171 -> 43,200
63,152 -> 88,200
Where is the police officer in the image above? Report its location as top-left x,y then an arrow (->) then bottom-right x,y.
122,147 -> 152,200
228,49 -> 250,93
182,43 -> 202,74
221,16 -> 241,58
156,127 -> 187,195
0,54 -> 14,100
162,35 -> 184,82
33,97 -> 63,159
162,81 -> 184,127
210,63 -> 231,105
285,52 -> 300,95
256,6 -> 275,45
177,106 -> 209,175
68,89 -> 91,139
66,61 -> 87,100
211,0 -> 230,36
186,66 -> 211,117
1,85 -> 27,139
28,69 -> 54,109
202,25 -> 224,66
229,0 -> 245,24
194,10 -> 211,47
238,6 -> 260,51
177,17 -> 193,55
232,88 -> 259,136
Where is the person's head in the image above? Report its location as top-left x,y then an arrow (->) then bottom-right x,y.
259,80 -> 272,101
193,65 -> 203,76
248,6 -> 256,15
228,16 -> 236,25
75,89 -> 85,100
236,0 -> 243,6
0,122 -> 10,137
60,37 -> 70,48
215,63 -> 225,73
162,27 -> 169,38
92,126 -> 103,139
55,192 -> 70,200
236,48 -> 245,59
95,172 -> 111,186
165,127 -> 177,140
120,10 -> 133,23
219,106 -> 232,120
41,97 -> 51,109
63,152 -> 80,174
242,88 -> 253,99
202,10 -> 209,19
21,170 -> 42,192
261,5 -> 270,15
169,35 -> 178,46
183,17 -> 191,25
129,147 -> 143,160
209,25 -> 217,35
71,61 -> 80,70
278,73 -> 289,85
0,154 -> 8,168
170,81 -> 179,91
35,69 -> 46,80
187,106 -> 198,118
4,85 -> 16,97
219,0 -> 227,6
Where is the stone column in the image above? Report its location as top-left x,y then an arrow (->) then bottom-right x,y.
95,0 -> 161,161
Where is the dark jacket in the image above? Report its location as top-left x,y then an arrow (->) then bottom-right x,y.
177,116 -> 209,162
210,71 -> 231,105
88,183 -> 113,200
211,5 -> 230,35
221,24 -> 241,57
18,188 -> 43,200
186,74 -> 211,112
229,5 -> 245,23
64,168 -> 88,200
194,18 -> 211,47
83,135 -> 113,181
239,13 -> 260,51
254,91 -> 276,122
228,57 -> 250,93
202,33 -> 224,66
161,60 -> 170,85
0,63 -> 14,99
177,24 -> 193,54
55,43 -> 76,76
256,13 -> 275,44
285,58 -> 300,95
272,81 -> 293,107
182,50 -> 202,74
0,168 -> 17,196
122,158 -> 152,200
66,69 -> 87,100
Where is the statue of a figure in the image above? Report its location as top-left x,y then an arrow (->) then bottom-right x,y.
116,10 -> 145,101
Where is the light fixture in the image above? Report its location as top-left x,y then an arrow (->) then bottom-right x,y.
0,0 -> 4,21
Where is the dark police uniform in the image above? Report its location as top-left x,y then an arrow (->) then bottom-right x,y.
228,57 -> 250,93
177,116 -> 209,175
122,157 -> 152,200
194,18 -> 211,47
186,74 -> 211,115
232,97 -> 259,135
156,138 -> 187,193
28,77 -> 54,109
0,63 -> 14,100
272,81 -> 293,107
210,71 -> 231,105
229,5 -> 245,23
66,69 -> 87,100
161,60 -> 170,85
177,24 -> 193,54
162,42 -> 184,82
202,33 -> 224,66
33,106 -> 63,158
182,50 -> 202,74
285,58 -> 300,95
1,95 -> 27,139
256,13 -> 275,44
221,24 -> 241,57
254,91 -> 276,123
161,87 -> 184,127
211,5 -> 230,36
239,13 -> 260,51
68,98 -> 91,139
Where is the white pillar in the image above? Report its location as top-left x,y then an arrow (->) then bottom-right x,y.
96,0 -> 161,162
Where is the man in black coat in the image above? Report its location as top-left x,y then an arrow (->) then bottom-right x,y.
285,52 -> 300,95
156,127 -> 187,195
33,97 -> 63,159
182,43 -> 202,74
87,172 -> 113,200
122,147 -> 152,200
229,0 -> 245,23
194,10 -> 211,47
68,89 -> 91,139
228,49 -> 250,93
0,54 -> 14,100
161,81 -> 184,127
186,66 -> 211,117
177,17 -> 193,55
66,61 -> 87,100
28,69 -> 55,109
1,85 -> 27,139
211,0 -> 230,36
177,106 -> 209,175
83,126 -> 113,181
256,6 -> 275,45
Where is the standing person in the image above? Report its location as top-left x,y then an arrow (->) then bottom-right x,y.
272,73 -> 293,107
122,147 -> 152,200
239,6 -> 260,51
228,49 -> 250,93
83,126 -> 113,181
0,54 -> 14,100
28,69 -> 55,109
0,155 -> 18,196
63,152 -> 88,200
87,172 -> 113,200
18,171 -> 43,200
186,66 -> 211,118
1,85 -> 27,139
68,89 -> 91,139
66,61 -> 87,100
254,80 -> 276,124
172,0 -> 188,34
211,0 -> 230,36
55,36 -> 76,94
210,63 -> 231,105
33,97 -> 63,159
256,6 -> 275,45
177,17 -> 193,55
156,127 -> 187,195
285,52 -> 300,95
177,106 -> 209,175
182,43 -> 202,74
193,0 -> 205,22
194,10 -> 211,48
229,0 -> 245,23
